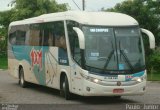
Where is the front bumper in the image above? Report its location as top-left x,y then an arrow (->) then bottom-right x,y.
82,80 -> 146,96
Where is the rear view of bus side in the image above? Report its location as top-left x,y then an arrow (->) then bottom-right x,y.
8,11 -> 155,100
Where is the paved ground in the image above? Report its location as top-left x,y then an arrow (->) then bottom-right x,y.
0,70 -> 160,110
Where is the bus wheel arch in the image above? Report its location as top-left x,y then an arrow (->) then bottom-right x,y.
18,65 -> 27,88
60,72 -> 72,100
18,65 -> 23,80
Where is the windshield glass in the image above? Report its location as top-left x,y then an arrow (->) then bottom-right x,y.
82,26 -> 145,74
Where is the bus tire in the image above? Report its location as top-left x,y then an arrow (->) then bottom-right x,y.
61,75 -> 72,100
19,67 -> 27,88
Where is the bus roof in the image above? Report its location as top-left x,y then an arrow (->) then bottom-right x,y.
9,11 -> 139,26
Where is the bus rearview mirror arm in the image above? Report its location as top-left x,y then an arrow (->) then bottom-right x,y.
73,27 -> 85,49
141,28 -> 155,49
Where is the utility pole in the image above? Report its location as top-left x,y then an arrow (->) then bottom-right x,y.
82,0 -> 85,11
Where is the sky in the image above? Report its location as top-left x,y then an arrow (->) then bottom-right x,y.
0,0 -> 125,11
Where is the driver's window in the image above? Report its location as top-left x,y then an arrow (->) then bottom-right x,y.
67,21 -> 81,65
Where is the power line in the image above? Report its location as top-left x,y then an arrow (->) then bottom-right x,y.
71,0 -> 81,10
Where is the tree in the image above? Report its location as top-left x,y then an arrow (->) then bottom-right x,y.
10,0 -> 68,21
0,0 -> 68,53
105,0 -> 160,73
106,0 -> 160,45
0,10 -> 13,52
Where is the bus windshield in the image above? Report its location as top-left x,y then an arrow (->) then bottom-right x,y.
82,26 -> 145,74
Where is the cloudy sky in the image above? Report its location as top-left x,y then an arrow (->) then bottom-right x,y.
0,0 -> 125,11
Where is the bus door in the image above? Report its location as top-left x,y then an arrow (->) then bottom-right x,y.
70,34 -> 83,93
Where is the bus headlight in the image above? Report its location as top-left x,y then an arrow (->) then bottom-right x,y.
88,77 -> 100,84
93,78 -> 99,83
132,77 -> 143,83
80,73 -> 101,84
136,78 -> 142,83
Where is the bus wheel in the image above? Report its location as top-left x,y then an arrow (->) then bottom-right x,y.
61,75 -> 72,100
19,68 -> 27,88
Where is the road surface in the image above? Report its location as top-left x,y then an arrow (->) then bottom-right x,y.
0,70 -> 160,110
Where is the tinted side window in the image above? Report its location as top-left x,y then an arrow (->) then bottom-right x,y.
54,22 -> 66,49
16,30 -> 26,45
9,25 -> 27,45
43,22 -> 55,46
67,21 -> 81,65
9,26 -> 17,45
29,21 -> 65,47
29,24 -> 42,46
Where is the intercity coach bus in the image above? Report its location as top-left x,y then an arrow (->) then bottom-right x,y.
8,11 -> 155,100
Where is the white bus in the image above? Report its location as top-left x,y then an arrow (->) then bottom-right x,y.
8,11 -> 155,100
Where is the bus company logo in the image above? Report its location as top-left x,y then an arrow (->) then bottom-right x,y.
30,48 -> 42,70
126,75 -> 133,79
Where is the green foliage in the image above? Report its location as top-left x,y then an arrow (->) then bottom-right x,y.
0,0 -> 68,53
0,40 -> 6,52
0,27 -> 7,52
0,53 -> 7,69
10,0 -> 68,21
105,0 -> 160,75
107,0 -> 160,46
147,72 -> 160,81
147,50 -> 160,72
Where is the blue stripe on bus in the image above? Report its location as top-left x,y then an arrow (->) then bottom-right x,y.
125,71 -> 145,81
12,46 -> 49,85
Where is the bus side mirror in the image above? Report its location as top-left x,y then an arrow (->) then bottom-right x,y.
73,27 -> 85,49
141,28 -> 155,49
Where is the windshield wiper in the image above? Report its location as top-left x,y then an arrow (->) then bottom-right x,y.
103,50 -> 114,70
102,41 -> 115,72
119,41 -> 134,72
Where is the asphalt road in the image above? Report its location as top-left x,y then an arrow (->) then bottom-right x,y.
0,70 -> 160,110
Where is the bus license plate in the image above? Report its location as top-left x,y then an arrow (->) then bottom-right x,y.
113,89 -> 124,93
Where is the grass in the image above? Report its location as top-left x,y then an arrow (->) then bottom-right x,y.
147,72 -> 160,81
0,53 -> 8,69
